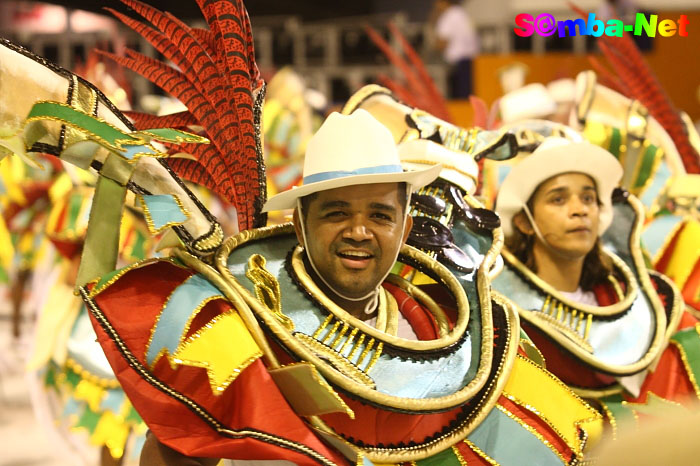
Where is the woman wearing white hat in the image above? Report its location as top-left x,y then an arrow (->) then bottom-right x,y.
492,137 -> 698,434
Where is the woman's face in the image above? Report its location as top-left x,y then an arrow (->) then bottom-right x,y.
525,173 -> 600,260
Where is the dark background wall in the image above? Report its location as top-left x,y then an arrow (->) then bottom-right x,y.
41,0 -> 433,21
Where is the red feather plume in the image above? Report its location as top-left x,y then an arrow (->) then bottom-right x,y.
103,0 -> 266,230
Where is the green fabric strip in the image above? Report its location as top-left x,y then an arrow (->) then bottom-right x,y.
467,406 -> 564,465
131,232 -> 147,261
609,127 -> 621,157
76,176 -> 126,287
671,326 -> 700,387
28,102 -> 132,146
634,144 -> 660,190
416,447 -> 461,466
67,192 -> 84,231
137,127 -> 208,144
101,151 -> 134,186
91,268 -> 125,294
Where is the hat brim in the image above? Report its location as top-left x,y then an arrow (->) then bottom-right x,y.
495,142 -> 623,237
262,164 -> 442,212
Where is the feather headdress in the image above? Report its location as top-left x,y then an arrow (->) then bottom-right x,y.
101,0 -> 267,230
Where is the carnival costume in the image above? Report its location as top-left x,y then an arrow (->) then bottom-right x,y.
492,138 -> 700,436
0,1 -> 605,464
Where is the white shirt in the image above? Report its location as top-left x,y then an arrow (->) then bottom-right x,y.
559,287 -> 598,306
435,5 -> 479,64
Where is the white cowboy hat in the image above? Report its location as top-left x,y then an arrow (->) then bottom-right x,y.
262,109 -> 441,212
495,137 -> 623,237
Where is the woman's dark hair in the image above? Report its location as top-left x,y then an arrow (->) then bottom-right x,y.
505,197 -> 614,292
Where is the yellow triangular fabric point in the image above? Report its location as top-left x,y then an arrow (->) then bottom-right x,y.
172,311 -> 262,395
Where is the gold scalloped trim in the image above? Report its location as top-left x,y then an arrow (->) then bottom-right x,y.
452,445 -> 469,466
80,278 -> 333,466
192,222 -> 224,252
246,253 -> 293,331
320,291 -> 519,463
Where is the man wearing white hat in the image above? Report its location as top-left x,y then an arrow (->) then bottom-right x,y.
264,109 -> 440,327
140,112 -> 604,466
492,137 -> 699,436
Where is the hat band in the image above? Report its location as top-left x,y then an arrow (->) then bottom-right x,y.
302,164 -> 403,185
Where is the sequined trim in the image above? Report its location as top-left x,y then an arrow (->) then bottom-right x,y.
462,439 -> 499,466
213,224 -> 500,412
136,194 -> 192,235
87,257 -> 188,299
495,404 -> 569,464
502,355 -> 601,459
452,445 -> 469,466
25,101 -> 162,161
147,295 -> 225,371
311,296 -> 518,463
288,245 -> 472,352
171,312 -> 263,395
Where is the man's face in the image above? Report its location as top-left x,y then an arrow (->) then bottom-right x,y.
527,173 -> 600,259
294,183 -> 412,299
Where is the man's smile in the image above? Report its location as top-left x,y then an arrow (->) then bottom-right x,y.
336,248 -> 375,269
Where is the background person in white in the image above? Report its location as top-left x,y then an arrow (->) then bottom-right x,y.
431,0 -> 479,98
